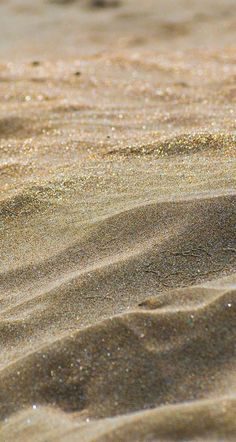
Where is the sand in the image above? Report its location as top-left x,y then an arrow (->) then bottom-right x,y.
0,1 -> 236,441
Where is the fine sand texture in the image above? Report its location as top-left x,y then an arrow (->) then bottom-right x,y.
0,1 -> 236,441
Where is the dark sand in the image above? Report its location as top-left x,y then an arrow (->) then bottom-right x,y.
0,1 -> 236,441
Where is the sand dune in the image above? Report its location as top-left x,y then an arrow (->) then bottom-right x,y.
0,282 -> 235,440
0,283 -> 235,416
0,192 -> 235,440
0,0 -> 236,441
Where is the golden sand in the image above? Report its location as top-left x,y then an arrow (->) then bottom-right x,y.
0,1 -> 236,441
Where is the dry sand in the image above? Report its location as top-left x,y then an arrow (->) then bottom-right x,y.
0,1 -> 236,441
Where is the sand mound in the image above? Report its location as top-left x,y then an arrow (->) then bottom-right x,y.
0,286 -> 235,434
0,193 -> 235,440
105,133 -> 236,158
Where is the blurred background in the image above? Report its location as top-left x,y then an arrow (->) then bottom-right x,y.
1,0 -> 236,60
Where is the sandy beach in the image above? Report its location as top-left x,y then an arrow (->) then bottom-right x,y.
0,1 -> 236,441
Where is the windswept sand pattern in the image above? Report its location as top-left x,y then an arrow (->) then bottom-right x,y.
0,1 -> 236,441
